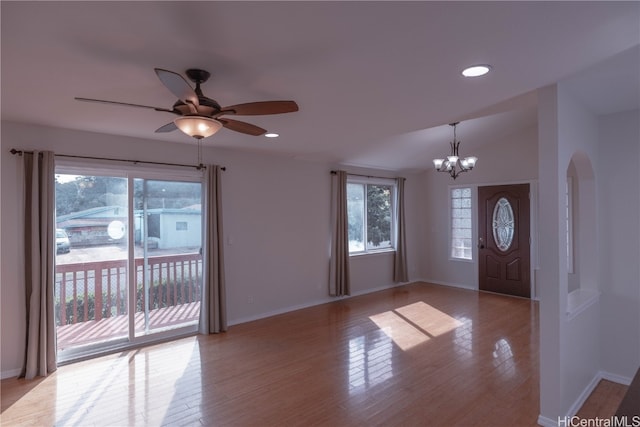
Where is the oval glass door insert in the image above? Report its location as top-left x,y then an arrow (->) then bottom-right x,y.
492,197 -> 514,251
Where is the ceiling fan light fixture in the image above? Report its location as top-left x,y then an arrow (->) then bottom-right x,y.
462,64 -> 492,77
77,68 -> 298,138
174,116 -> 222,140
265,133 -> 279,138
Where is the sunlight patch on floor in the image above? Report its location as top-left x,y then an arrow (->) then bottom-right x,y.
49,338 -> 199,426
369,311 -> 429,350
369,301 -> 463,351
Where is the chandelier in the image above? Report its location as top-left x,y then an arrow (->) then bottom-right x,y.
432,122 -> 477,179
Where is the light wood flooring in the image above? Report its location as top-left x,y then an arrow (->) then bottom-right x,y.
576,380 -> 629,419
0,282 -> 623,426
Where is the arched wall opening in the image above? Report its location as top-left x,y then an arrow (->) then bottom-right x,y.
566,150 -> 598,315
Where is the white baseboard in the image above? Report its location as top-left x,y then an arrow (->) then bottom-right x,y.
228,281 -> 407,327
537,370 -> 633,425
537,415 -> 557,427
600,370 -> 633,386
565,373 -> 603,419
420,278 -> 476,291
1,368 -> 21,380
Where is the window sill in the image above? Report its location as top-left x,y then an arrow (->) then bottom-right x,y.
449,257 -> 474,263
566,288 -> 600,321
350,249 -> 396,258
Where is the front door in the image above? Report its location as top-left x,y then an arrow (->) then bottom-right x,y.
478,184 -> 530,298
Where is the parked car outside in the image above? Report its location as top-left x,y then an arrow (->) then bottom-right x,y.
56,229 -> 70,254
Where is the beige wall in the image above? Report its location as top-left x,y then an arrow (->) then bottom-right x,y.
0,121 -> 422,377
418,123 -> 539,290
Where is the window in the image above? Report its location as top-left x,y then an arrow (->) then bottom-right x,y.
176,221 -> 188,231
492,197 -> 515,252
451,187 -> 472,260
347,177 -> 396,254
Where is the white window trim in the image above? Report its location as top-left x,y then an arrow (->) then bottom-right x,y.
347,176 -> 397,256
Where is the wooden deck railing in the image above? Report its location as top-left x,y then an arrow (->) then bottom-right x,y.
55,253 -> 202,326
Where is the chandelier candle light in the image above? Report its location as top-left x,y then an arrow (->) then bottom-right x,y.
432,122 -> 477,179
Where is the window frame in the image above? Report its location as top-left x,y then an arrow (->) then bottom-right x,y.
347,176 -> 397,256
449,185 -> 474,262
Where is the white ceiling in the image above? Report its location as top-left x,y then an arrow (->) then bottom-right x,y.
2,2 -> 639,173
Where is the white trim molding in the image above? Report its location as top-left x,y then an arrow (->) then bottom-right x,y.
537,370 -> 633,426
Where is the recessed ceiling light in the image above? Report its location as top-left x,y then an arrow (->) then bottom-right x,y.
462,64 -> 492,77
265,133 -> 279,138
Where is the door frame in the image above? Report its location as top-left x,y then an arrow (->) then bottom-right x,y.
460,179 -> 538,299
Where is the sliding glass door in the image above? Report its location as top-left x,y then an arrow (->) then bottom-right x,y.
54,170 -> 202,361
133,179 -> 203,337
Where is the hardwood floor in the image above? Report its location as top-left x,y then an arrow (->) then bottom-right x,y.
576,380 -> 628,419
2,282 -> 543,426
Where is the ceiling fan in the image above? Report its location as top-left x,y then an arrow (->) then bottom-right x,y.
75,68 -> 299,139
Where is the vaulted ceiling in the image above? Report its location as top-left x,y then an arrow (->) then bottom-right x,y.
2,2 -> 639,172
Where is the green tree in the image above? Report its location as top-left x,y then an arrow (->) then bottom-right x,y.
134,179 -> 201,210
366,184 -> 392,247
347,183 -> 364,244
55,175 -> 127,216
346,183 -> 392,248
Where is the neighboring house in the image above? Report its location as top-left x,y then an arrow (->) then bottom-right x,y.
134,206 -> 202,249
58,205 -> 202,249
57,206 -> 126,247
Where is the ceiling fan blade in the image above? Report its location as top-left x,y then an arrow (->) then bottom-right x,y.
219,100 -> 299,116
219,118 -> 267,136
154,68 -> 199,107
155,122 -> 178,133
75,97 -> 174,113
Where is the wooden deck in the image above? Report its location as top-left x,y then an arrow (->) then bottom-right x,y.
57,301 -> 200,351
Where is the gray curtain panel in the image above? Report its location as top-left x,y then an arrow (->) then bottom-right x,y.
199,164 -> 227,334
329,170 -> 350,296
394,177 -> 409,282
22,151 -> 57,379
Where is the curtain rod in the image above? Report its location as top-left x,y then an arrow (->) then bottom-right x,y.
331,170 -> 404,180
9,149 -> 225,171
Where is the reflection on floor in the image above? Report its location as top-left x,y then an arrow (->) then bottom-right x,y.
2,282 -> 543,426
